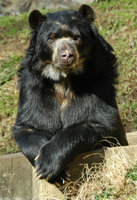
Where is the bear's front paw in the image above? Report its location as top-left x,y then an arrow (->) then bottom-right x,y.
35,143 -> 62,180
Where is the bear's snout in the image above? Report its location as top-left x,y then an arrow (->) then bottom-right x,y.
60,49 -> 75,65
53,38 -> 77,67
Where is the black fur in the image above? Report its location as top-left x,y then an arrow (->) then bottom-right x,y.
13,5 -> 128,181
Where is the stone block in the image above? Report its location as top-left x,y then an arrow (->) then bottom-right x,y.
126,131 -> 137,145
32,169 -> 64,200
0,153 -> 32,200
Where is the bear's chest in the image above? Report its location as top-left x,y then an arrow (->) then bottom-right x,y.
54,82 -> 74,120
54,82 -> 92,129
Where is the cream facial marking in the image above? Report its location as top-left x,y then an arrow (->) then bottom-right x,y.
42,38 -> 84,80
72,16 -> 77,20
52,37 -> 84,74
42,64 -> 67,81
52,37 -> 76,63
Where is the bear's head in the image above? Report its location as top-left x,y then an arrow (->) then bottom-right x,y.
28,5 -> 97,81
28,5 -> 116,83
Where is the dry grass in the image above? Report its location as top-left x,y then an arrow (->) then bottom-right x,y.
64,147 -> 137,200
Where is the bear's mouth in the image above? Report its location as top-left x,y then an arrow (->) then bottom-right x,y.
54,61 -> 75,70
41,55 -> 85,81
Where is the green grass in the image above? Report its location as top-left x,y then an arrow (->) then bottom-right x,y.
0,54 -> 22,85
0,0 -> 137,154
0,80 -> 19,154
0,13 -> 29,42
126,165 -> 137,182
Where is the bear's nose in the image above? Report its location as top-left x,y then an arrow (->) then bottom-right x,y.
61,50 -> 75,65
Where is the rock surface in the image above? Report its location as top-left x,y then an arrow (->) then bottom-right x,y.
0,0 -> 32,16
0,0 -> 94,16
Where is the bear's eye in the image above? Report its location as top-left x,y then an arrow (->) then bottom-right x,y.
73,35 -> 80,41
47,37 -> 53,43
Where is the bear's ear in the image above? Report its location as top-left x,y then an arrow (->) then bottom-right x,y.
78,4 -> 95,22
29,10 -> 45,29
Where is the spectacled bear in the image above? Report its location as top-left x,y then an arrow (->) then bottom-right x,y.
13,5 -> 128,181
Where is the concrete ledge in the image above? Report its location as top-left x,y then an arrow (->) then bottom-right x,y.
0,153 -> 32,200
105,144 -> 137,161
126,131 -> 137,145
0,132 -> 137,199
32,170 -> 64,200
